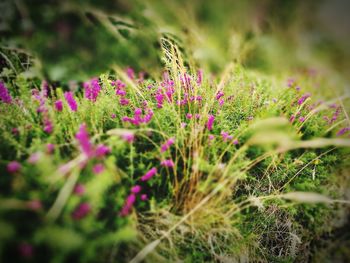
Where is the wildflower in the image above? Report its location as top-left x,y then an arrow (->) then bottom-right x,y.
126,67 -> 135,79
75,124 -> 94,158
92,163 -> 104,174
27,200 -> 42,211
46,143 -> 55,154
181,122 -> 187,128
64,91 -> 78,112
95,144 -> 110,158
297,93 -> 311,105
233,139 -> 239,145
289,115 -> 295,123
216,91 -> 224,100
72,202 -> 91,220
186,113 -> 192,119
18,243 -> 33,258
111,113 -> 116,118
197,69 -> 203,85
140,194 -> 148,201
161,159 -> 174,167
55,100 -> 63,111
287,78 -> 295,87
299,116 -> 305,122
43,119 -> 53,134
84,78 -> 101,102
121,132 -> 135,143
209,134 -> 215,140
74,183 -> 85,196
195,114 -> 201,119
0,81 -> 12,104
131,185 -> 142,194
207,114 -> 215,131
219,99 -> 225,106
12,127 -> 19,135
141,167 -> 157,181
160,137 -> 175,152
120,193 -> 136,216
221,131 -> 233,142
120,97 -> 129,106
336,127 -> 350,136
7,161 -> 21,173
27,152 -> 42,164
155,92 -> 164,108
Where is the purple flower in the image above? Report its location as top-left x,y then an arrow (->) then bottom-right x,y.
0,81 -> 12,104
7,161 -> 21,173
186,113 -> 192,119
197,69 -> 203,85
131,185 -> 142,194
216,91 -> 224,100
75,124 -> 94,157
221,131 -> 233,142
84,78 -> 101,102
46,143 -> 55,154
95,144 -> 110,158
336,127 -> 350,136
120,97 -> 129,106
92,163 -> 104,174
64,92 -> 78,112
55,100 -> 63,111
297,93 -> 311,105
160,137 -> 175,152
209,134 -> 215,141
126,67 -> 135,79
74,184 -> 85,196
161,159 -> 174,167
111,113 -> 116,119
140,194 -> 148,201
299,116 -> 305,122
43,119 -> 53,134
120,193 -> 136,216
72,202 -> 91,220
18,242 -> 33,258
141,167 -> 157,181
207,114 -> 215,131
121,132 -> 135,143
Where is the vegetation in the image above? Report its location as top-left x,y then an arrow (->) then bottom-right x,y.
0,0 -> 349,262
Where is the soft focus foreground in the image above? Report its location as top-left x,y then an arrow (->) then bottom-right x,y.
1,1 -> 350,262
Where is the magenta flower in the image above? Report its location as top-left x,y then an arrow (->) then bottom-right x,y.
120,193 -> 136,216
46,143 -> 55,154
0,81 -> 12,104
140,194 -> 148,201
209,134 -> 215,141
111,113 -> 116,119
155,92 -> 164,108
27,200 -> 42,211
74,183 -> 85,196
195,114 -> 201,119
64,91 -> 78,112
120,97 -> 129,106
336,127 -> 350,136
18,242 -> 33,258
161,159 -> 174,168
216,91 -> 224,100
84,78 -> 101,102
221,131 -> 233,142
95,144 -> 110,158
43,119 -> 53,134
297,93 -> 311,105
207,114 -> 215,131
197,69 -> 203,85
141,167 -> 157,181
126,67 -> 135,79
121,132 -> 135,143
7,161 -> 21,173
55,100 -> 63,111
299,116 -> 305,122
131,185 -> 142,194
160,137 -> 175,152
186,113 -> 192,119
289,115 -> 295,123
72,202 -> 91,220
92,163 -> 104,174
75,124 -> 94,157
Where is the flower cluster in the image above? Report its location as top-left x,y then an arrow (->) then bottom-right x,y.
64,91 -> 78,112
122,108 -> 154,126
0,81 -> 12,104
83,77 -> 101,102
160,137 -> 175,153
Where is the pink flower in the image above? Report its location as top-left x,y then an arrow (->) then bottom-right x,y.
46,143 -> 55,154
18,242 -> 33,258
131,185 -> 142,194
336,127 -> 350,136
121,132 -> 135,143
95,144 -> 110,158
7,161 -> 21,173
209,134 -> 215,140
0,81 -> 12,104
74,184 -> 85,196
207,114 -> 215,131
216,91 -> 224,100
141,167 -> 157,181
43,119 -> 53,134
181,122 -> 187,128
186,113 -> 192,119
83,78 -> 101,102
140,194 -> 148,201
126,67 -> 135,79
27,200 -> 42,211
197,69 -> 203,85
299,116 -> 305,122
120,97 -> 129,106
75,124 -> 94,157
289,115 -> 295,123
195,114 -> 201,119
161,159 -> 174,167
120,193 -> 136,216
54,100 -> 63,111
160,137 -> 175,152
72,202 -> 91,220
64,91 -> 78,112
92,163 -> 104,174
111,113 -> 116,118
221,131 -> 233,142
297,93 -> 311,105
27,152 -> 42,164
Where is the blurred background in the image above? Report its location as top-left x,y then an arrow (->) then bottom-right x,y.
1,0 -> 350,83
